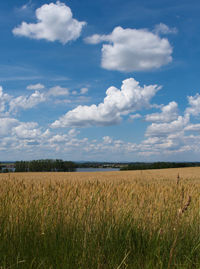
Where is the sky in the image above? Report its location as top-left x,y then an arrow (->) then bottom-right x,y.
1,0 -> 200,162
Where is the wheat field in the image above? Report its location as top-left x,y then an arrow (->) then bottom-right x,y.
0,168 -> 200,268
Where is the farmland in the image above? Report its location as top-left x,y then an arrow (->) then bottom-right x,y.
0,168 -> 200,268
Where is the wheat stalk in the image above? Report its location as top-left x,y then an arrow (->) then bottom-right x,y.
176,173 -> 180,185
178,196 -> 192,215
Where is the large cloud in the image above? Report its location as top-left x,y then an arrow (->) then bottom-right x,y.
51,77 -> 160,128
13,1 -> 86,44
85,26 -> 173,72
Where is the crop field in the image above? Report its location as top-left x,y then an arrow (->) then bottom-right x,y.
0,168 -> 200,268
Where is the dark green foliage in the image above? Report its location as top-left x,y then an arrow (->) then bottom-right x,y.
15,159 -> 76,172
120,162 -> 200,171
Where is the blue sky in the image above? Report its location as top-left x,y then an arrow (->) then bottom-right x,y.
1,0 -> 200,161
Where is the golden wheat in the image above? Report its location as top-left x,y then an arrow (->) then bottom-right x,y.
0,167 -> 199,233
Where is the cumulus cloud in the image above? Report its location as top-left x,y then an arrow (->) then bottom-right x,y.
1,111 -> 200,161
0,118 -> 19,136
0,84 -> 92,116
48,86 -> 69,96
12,122 -> 41,139
146,115 -> 189,137
9,91 -> 46,113
51,78 -> 160,128
185,93 -> 200,116
0,86 -> 11,113
85,26 -> 173,72
153,23 -> 177,35
0,116 -> 51,156
145,101 -> 178,122
27,83 -> 45,90
2,81 -> 200,160
13,1 -> 86,44
140,134 -> 185,153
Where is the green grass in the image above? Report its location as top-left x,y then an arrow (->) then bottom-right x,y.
1,217 -> 200,268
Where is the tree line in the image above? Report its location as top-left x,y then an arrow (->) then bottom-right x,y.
15,159 -> 76,172
120,162 -> 200,171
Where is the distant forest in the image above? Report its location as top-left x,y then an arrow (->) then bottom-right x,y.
120,162 -> 200,171
1,160 -> 200,173
15,159 -> 76,172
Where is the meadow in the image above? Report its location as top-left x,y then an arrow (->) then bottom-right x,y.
0,168 -> 200,268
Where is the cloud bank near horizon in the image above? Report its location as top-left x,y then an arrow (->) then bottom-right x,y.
1,77 -> 200,160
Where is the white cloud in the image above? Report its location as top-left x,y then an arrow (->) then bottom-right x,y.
146,115 -> 189,137
27,83 -> 45,90
80,87 -> 88,94
0,117 -> 52,155
1,111 -> 200,161
185,124 -> 200,132
49,134 -> 68,144
85,34 -> 109,44
51,78 -> 160,128
153,23 -> 177,35
13,1 -> 86,44
41,129 -> 51,138
128,113 -> 142,121
85,26 -> 173,72
145,101 -> 178,122
48,129 -> 79,145
12,122 -> 41,139
185,93 -> 200,116
0,86 -> 11,113
9,91 -> 46,113
103,136 -> 112,144
0,118 -> 19,136
48,86 -> 69,96
68,128 -> 80,137
2,81 -> 200,160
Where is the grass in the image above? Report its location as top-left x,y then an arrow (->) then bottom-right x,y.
0,168 -> 199,268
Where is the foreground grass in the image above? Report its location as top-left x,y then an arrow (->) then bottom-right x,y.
0,169 -> 200,268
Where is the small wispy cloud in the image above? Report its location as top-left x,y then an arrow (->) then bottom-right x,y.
27,83 -> 45,90
153,23 -> 178,35
21,0 -> 33,11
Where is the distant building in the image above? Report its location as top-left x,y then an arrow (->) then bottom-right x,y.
0,164 -> 15,173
